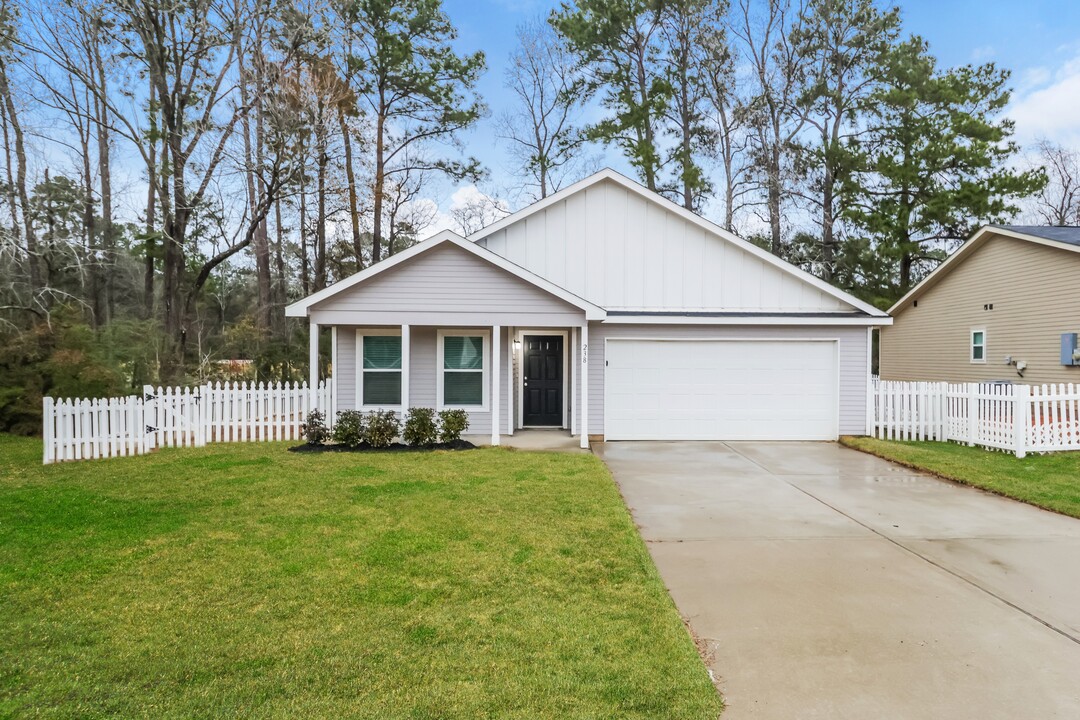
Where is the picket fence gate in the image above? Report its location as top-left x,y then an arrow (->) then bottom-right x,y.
43,380 -> 332,464
871,380 -> 1080,457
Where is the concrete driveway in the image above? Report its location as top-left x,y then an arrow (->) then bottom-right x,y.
594,441 -> 1080,720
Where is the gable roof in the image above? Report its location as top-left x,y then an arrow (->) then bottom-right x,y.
469,168 -> 889,319
888,225 -> 1080,315
284,229 -> 607,320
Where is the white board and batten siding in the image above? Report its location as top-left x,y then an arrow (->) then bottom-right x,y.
589,324 -> 870,439
475,178 -> 851,314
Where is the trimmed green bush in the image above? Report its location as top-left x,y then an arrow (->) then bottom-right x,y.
403,408 -> 438,447
438,409 -> 470,443
332,410 -> 365,447
363,410 -> 401,448
302,409 -> 329,446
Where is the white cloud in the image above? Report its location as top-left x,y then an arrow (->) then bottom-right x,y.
1008,53 -> 1080,147
416,184 -> 510,239
970,45 -> 995,62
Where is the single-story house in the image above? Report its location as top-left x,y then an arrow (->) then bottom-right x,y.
286,169 -> 891,448
880,225 -> 1080,385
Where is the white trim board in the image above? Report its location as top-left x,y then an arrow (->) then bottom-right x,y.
601,314 -> 890,326
468,168 -> 889,319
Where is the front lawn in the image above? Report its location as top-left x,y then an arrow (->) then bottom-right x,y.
0,436 -> 720,719
841,436 -> 1080,519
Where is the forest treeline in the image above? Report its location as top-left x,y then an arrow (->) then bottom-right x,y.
0,0 -> 1076,433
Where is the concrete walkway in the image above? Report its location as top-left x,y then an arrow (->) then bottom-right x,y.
594,441 -> 1080,720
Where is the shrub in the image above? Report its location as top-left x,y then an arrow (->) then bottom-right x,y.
302,409 -> 329,446
438,409 -> 470,443
332,410 -> 365,447
403,407 -> 438,447
363,410 -> 400,448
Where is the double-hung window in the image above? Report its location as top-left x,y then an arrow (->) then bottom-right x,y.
438,330 -> 488,409
970,328 -> 986,364
358,331 -> 402,407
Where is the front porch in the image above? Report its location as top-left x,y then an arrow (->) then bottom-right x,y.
466,428 -> 588,453
311,322 -> 592,449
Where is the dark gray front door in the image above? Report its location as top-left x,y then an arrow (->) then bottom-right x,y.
523,335 -> 563,426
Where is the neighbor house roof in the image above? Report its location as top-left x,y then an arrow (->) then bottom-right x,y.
284,230 -> 607,320
469,168 -> 890,320
992,225 -> 1080,247
888,225 -> 1080,315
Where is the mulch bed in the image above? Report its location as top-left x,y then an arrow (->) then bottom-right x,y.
288,439 -> 476,453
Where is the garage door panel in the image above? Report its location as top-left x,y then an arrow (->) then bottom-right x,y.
605,340 -> 838,441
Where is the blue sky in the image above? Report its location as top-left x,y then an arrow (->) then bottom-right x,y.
434,0 -> 1080,217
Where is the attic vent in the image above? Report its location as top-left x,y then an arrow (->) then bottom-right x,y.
913,300 -> 918,308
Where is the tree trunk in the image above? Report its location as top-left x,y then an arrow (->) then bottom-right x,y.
144,81 -> 157,320
821,162 -> 834,281
299,135 -> 310,296
338,105 -> 363,268
768,116 -> 783,256
93,39 -> 114,324
0,59 -> 41,293
239,48 -> 272,332
633,39 -> 658,192
372,106 -> 386,264
79,117 -> 101,327
315,117 -> 328,291
0,102 -> 18,253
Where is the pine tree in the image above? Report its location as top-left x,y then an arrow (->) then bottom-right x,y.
843,38 -> 1045,295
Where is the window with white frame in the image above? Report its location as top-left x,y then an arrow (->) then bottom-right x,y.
438,330 -> 488,409
970,328 -> 986,363
358,331 -> 402,407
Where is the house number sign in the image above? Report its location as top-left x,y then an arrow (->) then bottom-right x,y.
582,343 -> 588,364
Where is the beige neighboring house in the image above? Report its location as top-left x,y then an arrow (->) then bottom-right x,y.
881,225 -> 1080,385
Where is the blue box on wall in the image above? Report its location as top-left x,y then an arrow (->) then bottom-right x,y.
1062,333 -> 1080,366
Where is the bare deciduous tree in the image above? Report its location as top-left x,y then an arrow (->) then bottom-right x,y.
498,18 -> 588,201
1031,140 -> 1080,226
732,0 -> 808,256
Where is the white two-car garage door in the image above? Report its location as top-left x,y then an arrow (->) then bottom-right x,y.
604,339 -> 839,441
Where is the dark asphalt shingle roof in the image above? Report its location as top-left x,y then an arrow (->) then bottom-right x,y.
995,225 -> 1080,247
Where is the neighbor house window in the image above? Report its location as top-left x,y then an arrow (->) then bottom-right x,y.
438,330 -> 488,409
971,329 -> 986,364
359,332 -> 402,407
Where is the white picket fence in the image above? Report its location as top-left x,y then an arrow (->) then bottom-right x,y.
871,380 -> 1080,457
42,380 -> 332,464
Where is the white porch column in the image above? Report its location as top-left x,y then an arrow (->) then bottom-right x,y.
331,326 -> 339,422
401,325 -> 411,409
308,319 -> 320,408
571,326 -> 579,436
506,327 -> 514,435
579,323 -> 589,449
491,325 -> 501,446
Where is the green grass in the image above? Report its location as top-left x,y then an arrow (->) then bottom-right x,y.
0,435 -> 720,719
841,436 -> 1080,519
